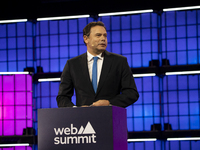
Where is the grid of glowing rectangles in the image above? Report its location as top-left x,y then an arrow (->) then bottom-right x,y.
0,75 -> 32,136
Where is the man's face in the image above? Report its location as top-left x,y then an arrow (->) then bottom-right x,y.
84,25 -> 107,55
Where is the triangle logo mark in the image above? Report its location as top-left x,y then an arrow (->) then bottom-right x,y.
78,126 -> 84,134
82,122 -> 96,134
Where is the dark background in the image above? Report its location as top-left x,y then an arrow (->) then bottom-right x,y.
0,0 -> 200,20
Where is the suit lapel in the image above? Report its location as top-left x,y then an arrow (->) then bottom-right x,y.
80,53 -> 95,94
96,51 -> 112,95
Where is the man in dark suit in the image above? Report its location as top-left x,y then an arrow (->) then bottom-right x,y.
56,21 -> 139,108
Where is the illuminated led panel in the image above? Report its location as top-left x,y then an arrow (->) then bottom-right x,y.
0,75 -> 32,136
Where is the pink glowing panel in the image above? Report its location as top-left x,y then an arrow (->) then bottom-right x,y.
0,76 -> 2,91
16,106 -> 26,119
0,148 -> 13,150
15,147 -> 26,150
27,120 -> 33,127
0,106 -> 2,119
27,92 -> 32,105
15,146 -> 32,150
15,75 -> 26,91
16,120 -> 26,135
27,106 -> 32,119
15,92 -> 26,105
27,147 -> 32,150
0,121 -> 2,135
1,148 -> 14,150
0,92 -> 2,105
3,106 -> 14,119
0,121 -> 3,136
3,75 -> 14,91
2,74 -> 33,136
27,75 -> 32,91
3,92 -> 14,105
4,120 -> 14,135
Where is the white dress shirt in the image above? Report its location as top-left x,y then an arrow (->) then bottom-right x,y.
87,51 -> 104,86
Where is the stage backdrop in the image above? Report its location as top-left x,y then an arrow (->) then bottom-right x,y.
0,9 -> 200,150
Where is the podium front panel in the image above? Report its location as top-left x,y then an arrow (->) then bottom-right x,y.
38,106 -> 127,150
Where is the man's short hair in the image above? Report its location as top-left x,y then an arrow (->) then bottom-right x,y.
83,21 -> 106,45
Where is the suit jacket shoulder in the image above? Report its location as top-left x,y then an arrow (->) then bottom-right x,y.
104,51 -> 128,64
67,52 -> 87,63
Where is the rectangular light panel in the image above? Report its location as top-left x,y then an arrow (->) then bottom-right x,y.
37,15 -> 90,21
0,75 -> 33,136
167,137 -> 200,141
38,78 -> 61,82
0,19 -> 27,24
99,9 -> 153,16
163,5 -> 200,11
128,138 -> 157,142
165,70 -> 200,75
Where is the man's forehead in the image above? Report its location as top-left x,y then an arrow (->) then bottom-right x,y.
90,26 -> 107,33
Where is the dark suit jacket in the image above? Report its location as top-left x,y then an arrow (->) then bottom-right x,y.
56,50 -> 139,108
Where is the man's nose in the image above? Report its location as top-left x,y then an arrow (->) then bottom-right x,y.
101,35 -> 106,41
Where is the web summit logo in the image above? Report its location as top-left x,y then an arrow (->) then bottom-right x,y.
54,122 -> 96,145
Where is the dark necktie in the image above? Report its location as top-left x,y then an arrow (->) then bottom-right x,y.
92,57 -> 98,93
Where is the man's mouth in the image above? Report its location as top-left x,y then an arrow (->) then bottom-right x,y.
99,43 -> 106,46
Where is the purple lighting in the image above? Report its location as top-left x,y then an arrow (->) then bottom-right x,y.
0,147 -> 32,150
0,74 -> 33,136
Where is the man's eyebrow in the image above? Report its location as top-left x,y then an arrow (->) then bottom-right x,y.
95,33 -> 107,35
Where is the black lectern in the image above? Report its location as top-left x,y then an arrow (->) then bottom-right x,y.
38,106 -> 127,150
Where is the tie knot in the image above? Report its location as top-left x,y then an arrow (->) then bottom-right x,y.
93,56 -> 99,62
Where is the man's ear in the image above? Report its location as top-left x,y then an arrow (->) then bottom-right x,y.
83,35 -> 89,44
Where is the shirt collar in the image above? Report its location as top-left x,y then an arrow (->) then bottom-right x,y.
87,51 -> 103,62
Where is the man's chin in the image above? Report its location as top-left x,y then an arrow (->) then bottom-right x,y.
94,48 -> 106,55
97,49 -> 106,54
97,48 -> 106,52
